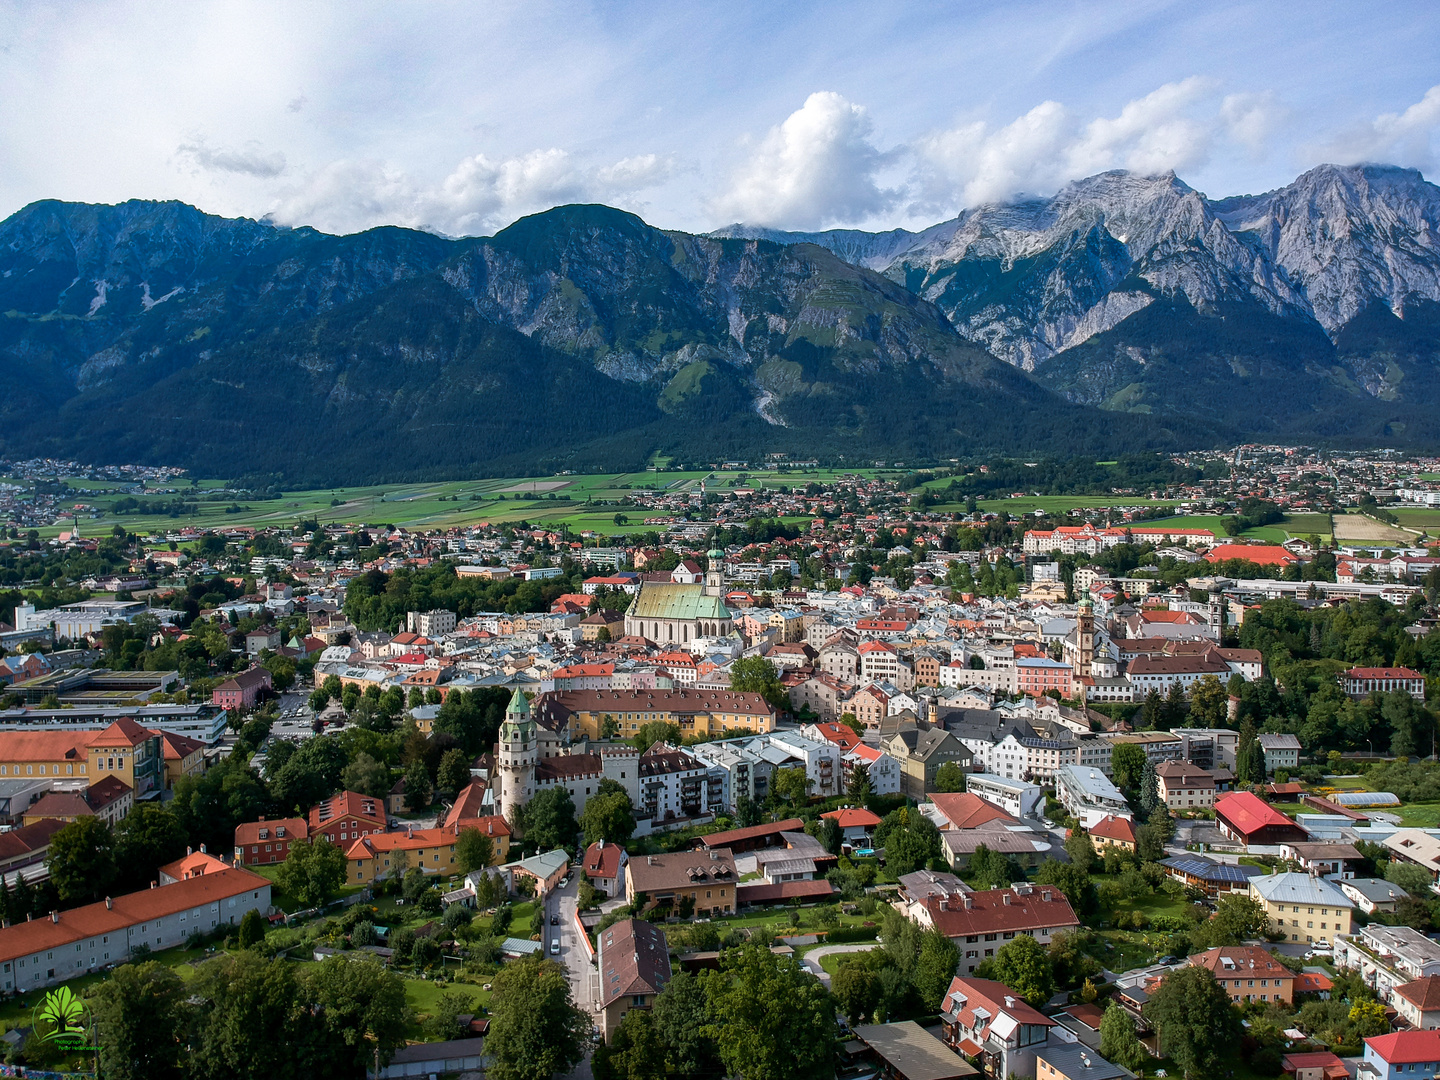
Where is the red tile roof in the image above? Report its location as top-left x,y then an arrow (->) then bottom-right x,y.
443,782 -> 488,827
1395,975 -> 1440,1010
925,885 -> 1080,939
1295,971 -> 1333,994
0,818 -> 65,861
598,919 -> 671,1008
309,790 -> 385,830
1188,945 -> 1293,981
1366,1030 -> 1440,1064
0,867 -> 269,963
1344,666 -> 1425,679
698,818 -> 805,849
583,841 -> 625,880
0,730 -> 91,762
1088,814 -> 1137,844
89,716 -> 156,748
926,793 -> 1014,831
234,816 -> 308,847
1205,544 -> 1298,566
160,732 -> 206,760
1216,791 -> 1302,837
942,976 -> 1056,1032
735,880 -> 837,903
821,808 -> 883,829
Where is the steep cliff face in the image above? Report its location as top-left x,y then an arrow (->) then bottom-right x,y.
1211,164 -> 1440,334
0,200 -> 1151,482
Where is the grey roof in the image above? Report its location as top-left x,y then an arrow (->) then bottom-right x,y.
1258,733 -> 1302,750
853,1021 -> 979,1080
1342,878 -> 1409,904
1249,872 -> 1353,908
1035,1044 -> 1128,1080
941,708 -> 1037,745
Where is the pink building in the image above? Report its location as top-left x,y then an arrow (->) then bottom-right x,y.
212,666 -> 273,710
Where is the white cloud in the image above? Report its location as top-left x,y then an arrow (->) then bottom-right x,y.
178,139 -> 287,179
909,79 -> 1287,218
709,91 -> 895,229
1319,84 -> 1440,170
268,148 -> 676,236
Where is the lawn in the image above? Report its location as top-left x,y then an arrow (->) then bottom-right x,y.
1079,930 -> 1164,972
939,495 -> 1185,515
817,945 -> 884,977
1392,803 -> 1440,828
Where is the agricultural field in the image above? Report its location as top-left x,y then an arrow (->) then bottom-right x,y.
970,495 -> 1184,515
1390,508 -> 1440,533
1331,512 -> 1419,545
31,467 -> 879,539
1392,803 -> 1440,828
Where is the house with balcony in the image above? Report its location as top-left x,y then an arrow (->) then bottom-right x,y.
1337,924 -> 1440,1004
940,976 -> 1056,1080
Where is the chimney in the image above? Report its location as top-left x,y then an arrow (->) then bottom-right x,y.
26,913 -> 32,922
1002,892 -> 1011,905
105,897 -> 113,909
186,846 -> 193,856
200,843 -> 206,854
50,910 -> 59,923
1042,890 -> 1051,901
151,881 -> 157,889
1005,995 -> 1016,1008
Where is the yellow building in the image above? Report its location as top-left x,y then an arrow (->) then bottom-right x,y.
1248,872 -> 1355,946
598,918 -> 672,1042
534,689 -> 775,742
0,717 -> 163,795
160,732 -> 208,790
345,826 -> 461,884
625,848 -> 735,915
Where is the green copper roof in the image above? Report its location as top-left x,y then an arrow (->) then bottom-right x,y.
627,582 -> 730,621
506,687 -> 530,715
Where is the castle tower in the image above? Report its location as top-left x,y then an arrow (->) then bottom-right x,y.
497,687 -> 536,826
1076,597 -> 1095,678
704,547 -> 725,597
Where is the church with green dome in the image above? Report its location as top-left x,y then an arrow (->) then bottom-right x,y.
622,549 -> 733,644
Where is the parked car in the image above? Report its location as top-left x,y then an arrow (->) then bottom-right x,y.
550,939 -> 561,955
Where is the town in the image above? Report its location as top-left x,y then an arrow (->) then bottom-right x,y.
2,449 -> 1440,1080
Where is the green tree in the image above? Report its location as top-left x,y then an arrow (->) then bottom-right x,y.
729,656 -> 788,711
631,720 -> 682,751
966,844 -> 1025,891
524,786 -> 579,852
1188,674 -> 1228,727
1139,758 -> 1160,816
1386,860 -> 1435,897
455,827 -> 496,873
579,790 -> 636,845
1035,858 -> 1099,921
1064,829 -> 1097,874
707,945 -> 836,1080
341,751 -> 391,797
986,934 -> 1054,1007
238,909 -> 268,949
652,970 -> 724,1077
1145,965 -> 1242,1078
771,765 -> 811,808
190,951 -> 305,1080
874,806 -> 941,877
913,927 -> 962,1012
485,956 -> 591,1080
423,989 -> 477,1041
1111,742 -> 1147,792
91,961 -> 189,1080
304,954 -> 411,1076
113,802 -> 188,891
593,1007 -> 667,1080
46,816 -> 117,905
833,959 -> 884,1024
403,757 -> 433,811
933,761 -> 967,793
436,748 -> 473,796
275,836 -> 347,907
1099,1002 -> 1151,1071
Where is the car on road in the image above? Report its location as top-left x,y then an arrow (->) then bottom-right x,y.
550,939 -> 561,955
1309,941 -> 1333,955
1042,819 -> 1055,829
550,915 -> 560,925
559,876 -> 571,888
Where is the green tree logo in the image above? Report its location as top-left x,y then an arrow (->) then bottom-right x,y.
34,985 -> 89,1047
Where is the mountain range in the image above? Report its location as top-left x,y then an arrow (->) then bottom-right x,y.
1,163 -> 1438,484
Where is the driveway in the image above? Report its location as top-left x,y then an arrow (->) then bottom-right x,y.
800,942 -> 884,987
544,867 -> 600,1016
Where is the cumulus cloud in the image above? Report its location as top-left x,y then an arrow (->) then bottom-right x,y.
1319,84 -> 1440,169
910,78 -> 1247,214
709,91 -> 896,229
268,148 -> 676,236
177,139 -> 287,178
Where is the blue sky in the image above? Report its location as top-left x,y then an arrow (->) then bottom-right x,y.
1,0 -> 1437,235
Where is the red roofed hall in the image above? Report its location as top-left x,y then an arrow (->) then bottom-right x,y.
1215,790 -> 1309,847
1365,1030 -> 1440,1069
1205,544 -> 1299,566
920,883 -> 1080,965
926,792 -> 1015,831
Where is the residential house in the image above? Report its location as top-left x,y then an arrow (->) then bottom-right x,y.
821,806 -> 882,843
1189,945 -> 1295,1004
1055,765 -> 1130,829
1382,829 -> 1440,889
212,666 -> 273,710
626,848 -> 736,916
1361,1031 -> 1440,1080
1159,855 -> 1260,901
884,728 -> 973,800
0,868 -> 271,992
852,1022 -> 979,1080
308,790 -> 387,847
345,826 -> 461,883
966,774 -> 1043,820
1337,924 -> 1440,1003
1259,734 -> 1302,774
1394,977 -> 1440,1031
1155,760 -> 1216,810
1088,814 -> 1137,854
1342,667 -> 1426,701
583,840 -> 628,897
940,976 -> 1056,1080
1282,1052 -> 1353,1080
1036,1045 -> 1128,1080
598,918 -> 672,1041
1340,878 -> 1410,915
1249,872 -> 1354,946
1278,842 -> 1364,878
233,816 -> 309,866
918,884 -> 1081,969
22,775 -> 133,827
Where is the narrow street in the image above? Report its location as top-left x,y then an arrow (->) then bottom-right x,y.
543,866 -> 600,1016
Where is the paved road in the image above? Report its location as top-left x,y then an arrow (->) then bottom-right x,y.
800,943 -> 883,987
544,867 -> 600,1016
